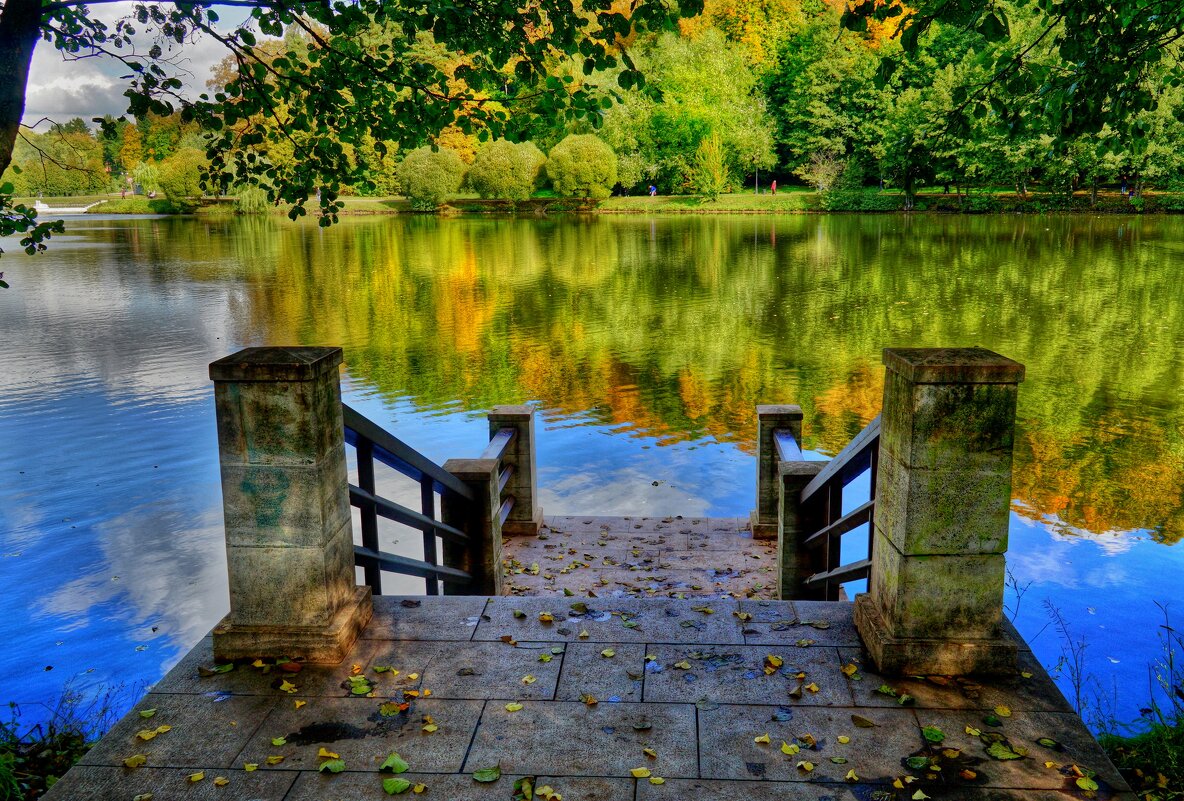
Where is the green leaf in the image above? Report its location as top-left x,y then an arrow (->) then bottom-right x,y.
905,756 -> 930,771
380,752 -> 409,773
472,764 -> 501,783
383,778 -> 412,794
318,758 -> 346,773
985,741 -> 1024,760
921,726 -> 945,743
1076,777 -> 1099,791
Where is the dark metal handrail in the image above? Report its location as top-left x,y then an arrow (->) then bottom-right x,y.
797,415 -> 881,600
344,404 -> 475,596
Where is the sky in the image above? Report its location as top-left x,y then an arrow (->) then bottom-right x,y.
22,2 -> 248,129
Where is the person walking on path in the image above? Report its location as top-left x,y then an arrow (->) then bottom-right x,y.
770,180 -> 777,195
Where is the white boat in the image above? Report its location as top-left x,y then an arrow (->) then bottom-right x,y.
34,200 -> 107,215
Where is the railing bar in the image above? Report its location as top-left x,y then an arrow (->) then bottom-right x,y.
420,476 -> 439,597
354,546 -> 472,583
343,404 -> 476,501
498,464 -> 515,495
355,440 -> 382,594
804,558 -> 871,588
772,428 -> 804,463
498,495 -> 515,527
349,485 -> 469,544
803,500 -> 875,549
481,428 -> 517,462
800,416 -> 881,503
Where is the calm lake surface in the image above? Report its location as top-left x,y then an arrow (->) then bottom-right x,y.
2,213 -> 1182,731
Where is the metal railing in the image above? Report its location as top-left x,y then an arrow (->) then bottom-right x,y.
780,415 -> 881,600
344,404 -> 477,595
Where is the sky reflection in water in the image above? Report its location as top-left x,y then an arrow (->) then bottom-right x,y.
1,213 -> 1182,730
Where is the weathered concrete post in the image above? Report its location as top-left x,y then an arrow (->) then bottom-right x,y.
489,405 -> 543,536
440,459 -> 504,596
209,347 -> 372,663
854,347 -> 1024,675
751,404 -> 803,539
777,460 -> 825,599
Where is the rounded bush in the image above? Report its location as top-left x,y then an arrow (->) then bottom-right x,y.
546,135 -> 617,200
398,146 -> 466,210
467,140 -> 546,201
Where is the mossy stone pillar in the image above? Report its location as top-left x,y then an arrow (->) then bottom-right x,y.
489,406 -> 543,536
777,460 -> 825,599
440,459 -> 504,596
752,404 -> 803,539
854,347 -> 1024,676
209,347 -> 372,663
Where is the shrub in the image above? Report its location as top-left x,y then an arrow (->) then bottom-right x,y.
546,135 -> 617,200
397,146 -> 466,211
820,189 -> 906,212
467,140 -> 546,201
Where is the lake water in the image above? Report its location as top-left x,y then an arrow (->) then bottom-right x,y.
1,213 -> 1182,732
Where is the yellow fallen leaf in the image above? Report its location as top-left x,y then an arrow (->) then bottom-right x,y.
845,769 -> 859,782
578,630 -> 590,639
252,659 -> 265,668
413,784 -> 426,794
505,702 -> 524,712
645,654 -> 657,661
735,612 -> 752,622
187,772 -> 205,783
643,747 -> 657,758
796,760 -> 814,772
243,763 -> 258,772
537,786 -> 562,801
630,767 -> 652,778
213,776 -> 229,787
673,661 -> 692,670
965,726 -> 981,736
994,705 -> 1012,718
538,612 -> 554,623
648,777 -> 665,785
123,754 -> 147,769
601,649 -> 616,658
912,791 -> 930,800
422,723 -> 438,733
135,729 -> 158,741
893,778 -> 904,789
317,747 -> 339,759
1044,761 -> 1059,769
840,663 -> 858,676
804,682 -> 820,693
278,680 -> 298,694
266,755 -> 285,765
423,689 -> 432,697
522,674 -> 537,684
154,722 -> 170,733
754,733 -> 771,744
781,741 -> 799,756
837,735 -> 850,744
407,673 -> 419,680
294,700 -> 307,710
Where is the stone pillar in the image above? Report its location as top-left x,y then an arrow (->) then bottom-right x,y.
854,347 -> 1024,676
489,406 -> 543,536
751,404 -> 803,539
440,459 -> 504,596
777,460 -> 826,599
209,347 -> 372,663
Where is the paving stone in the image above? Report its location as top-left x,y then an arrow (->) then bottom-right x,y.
372,640 -> 564,700
909,708 -> 1130,792
644,645 -> 853,707
363,595 -> 487,641
741,599 -> 799,623
744,601 -> 862,647
663,544 -> 777,571
476,597 -> 745,644
42,765 -> 297,801
840,647 -> 1073,713
636,778 -> 865,800
284,771 -> 632,800
465,700 -> 698,778
905,790 -> 1138,801
78,692 -> 277,769
555,642 -> 646,702
697,704 -> 923,783
234,696 -> 484,773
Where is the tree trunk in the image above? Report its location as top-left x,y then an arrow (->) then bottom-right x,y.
0,0 -> 42,178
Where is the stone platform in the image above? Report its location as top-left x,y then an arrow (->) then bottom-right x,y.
503,516 -> 779,599
47,593 -> 1132,800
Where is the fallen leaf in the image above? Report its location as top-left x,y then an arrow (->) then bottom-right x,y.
781,741 -> 799,755
318,759 -> 346,773
132,795 -> 154,801
135,729 -> 158,741
294,700 -> 307,710
413,784 -> 426,794
422,723 -> 438,733
580,693 -> 598,705
278,680 -> 298,694
959,769 -> 978,780
754,733 -> 771,744
271,736 -> 286,746
513,610 -> 526,619
187,772 -> 205,783
692,606 -> 714,614
1076,777 -> 1099,791
266,755 -> 285,765
840,663 -> 858,677
912,791 -> 930,800
601,649 -> 616,658
123,754 -> 147,769
994,705 -> 1012,718
643,747 -> 657,758
648,776 -> 665,785
213,777 -> 229,787
505,702 -> 524,712
798,733 -> 817,749
837,735 -> 850,744
1021,671 -> 1033,679
852,714 -> 877,728
985,741 -> 1024,760
965,725 -> 981,736
522,674 -> 537,684
630,767 -> 652,778
243,763 -> 258,771
578,630 -> 590,639
383,777 -> 412,795
473,765 -> 502,783
138,709 -> 157,719
796,760 -> 815,772
921,725 -> 945,743
795,639 -> 815,647
804,682 -> 820,693
538,612 -> 554,623
845,768 -> 859,781
501,635 -> 518,646
674,661 -> 692,670
318,747 -> 340,759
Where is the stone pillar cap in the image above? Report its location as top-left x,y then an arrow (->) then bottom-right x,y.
210,346 -> 343,382
756,404 -> 803,418
883,347 -> 1025,384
